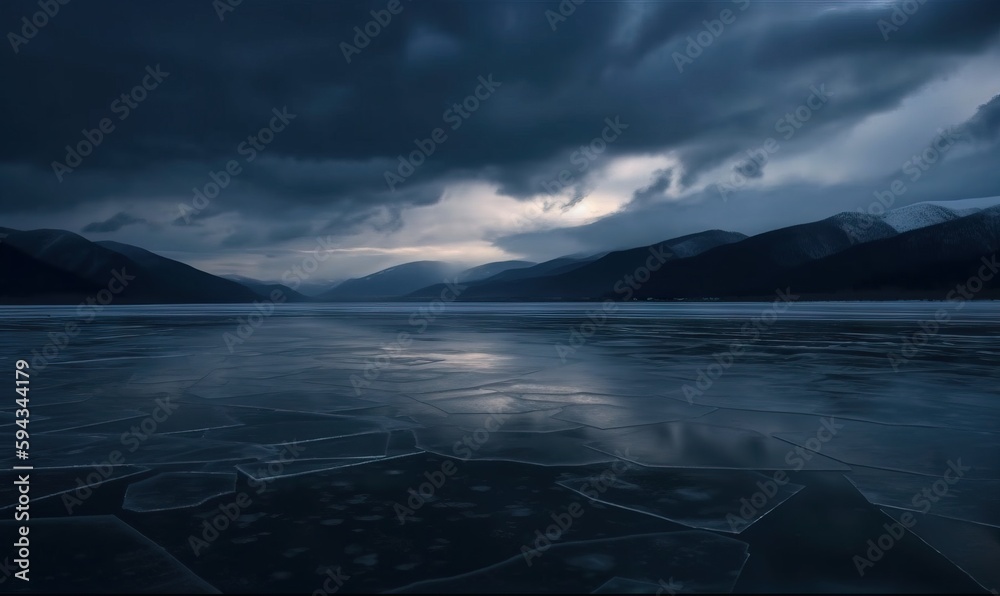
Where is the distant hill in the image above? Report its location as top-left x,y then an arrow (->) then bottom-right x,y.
4,197 -> 999,304
457,260 -> 536,283
1,233 -> 105,302
602,214 -> 899,300
220,274 -> 310,302
623,205 -> 1000,300
318,259 -> 548,300
317,261 -> 465,300
879,197 -> 1000,233
403,201 -> 1000,301
408,229 -> 747,300
0,230 -> 266,304
768,205 -> 1000,299
481,254 -> 605,284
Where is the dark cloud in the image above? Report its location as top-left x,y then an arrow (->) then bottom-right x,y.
734,159 -> 765,180
632,168 -> 673,203
81,211 -> 146,233
962,94 -> 1000,142
0,0 -> 998,275
220,228 -> 259,249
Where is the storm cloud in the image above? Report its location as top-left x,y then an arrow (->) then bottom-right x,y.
1,0 -> 999,278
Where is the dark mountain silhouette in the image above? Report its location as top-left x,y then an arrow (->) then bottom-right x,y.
318,260 -> 464,300
409,229 -> 748,300
1,236 -> 104,302
0,230 -> 263,304
219,274 -> 310,302
764,205 -> 1000,299
482,254 -> 605,283
457,260 -> 536,283
592,213 -> 900,300
618,208 -> 1000,300
4,199 -> 999,304
319,260 -> 545,299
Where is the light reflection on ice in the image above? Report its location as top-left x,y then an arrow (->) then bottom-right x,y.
2,302 -> 997,591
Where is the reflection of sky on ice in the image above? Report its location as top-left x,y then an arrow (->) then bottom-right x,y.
1,302 -> 997,592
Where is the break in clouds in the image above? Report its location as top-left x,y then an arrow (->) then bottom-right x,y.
1,0 -> 999,279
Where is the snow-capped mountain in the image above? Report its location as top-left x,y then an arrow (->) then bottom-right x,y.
880,196 -> 1000,233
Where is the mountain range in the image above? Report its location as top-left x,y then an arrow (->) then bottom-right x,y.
0,228 -> 264,304
2,197 -> 999,304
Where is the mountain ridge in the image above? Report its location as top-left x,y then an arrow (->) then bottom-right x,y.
3,198 -> 999,304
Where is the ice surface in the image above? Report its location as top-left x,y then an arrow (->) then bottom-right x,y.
514,392 -> 625,405
199,413 -> 417,444
590,576 -> 666,594
406,387 -> 516,401
0,410 -> 50,427
32,407 -> 148,433
182,390 -> 377,413
557,468 -> 803,533
184,366 -> 345,400
129,452 -> 740,591
776,421 -> 1000,478
232,431 -> 422,480
0,395 -> 90,410
2,303 -> 998,592
56,404 -> 244,435
436,409 -> 582,433
414,426 -> 620,466
387,531 -> 749,593
283,432 -> 390,459
552,401 -> 715,429
0,515 -> 218,592
587,422 -> 850,471
0,465 -> 150,511
31,433 -> 277,468
845,466 -> 1000,528
385,429 -> 425,456
28,433 -> 128,468
360,370 -> 544,396
882,506 -> 1000,592
124,471 -> 237,512
337,403 -> 452,432
236,452 -> 420,481
695,408 -> 852,436
415,393 -> 568,414
482,367 -> 655,401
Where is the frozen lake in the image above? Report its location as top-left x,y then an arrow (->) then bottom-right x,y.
1,302 -> 998,593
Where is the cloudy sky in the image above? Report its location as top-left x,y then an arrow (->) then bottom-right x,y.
2,0 -> 999,282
